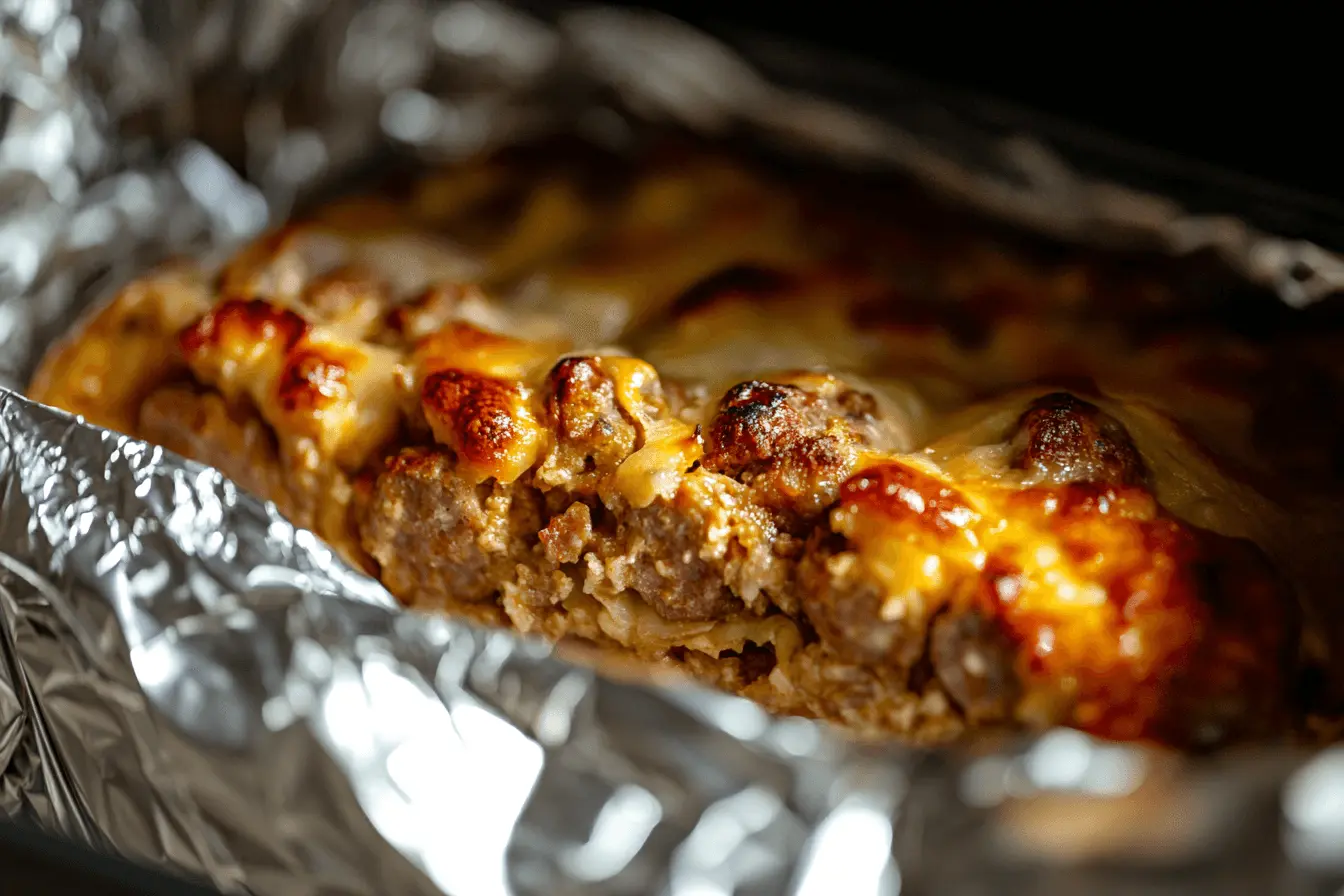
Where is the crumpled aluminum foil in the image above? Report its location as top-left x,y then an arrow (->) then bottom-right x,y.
4,1 -> 1344,893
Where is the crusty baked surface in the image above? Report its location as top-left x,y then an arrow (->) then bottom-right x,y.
29,137 -> 1344,749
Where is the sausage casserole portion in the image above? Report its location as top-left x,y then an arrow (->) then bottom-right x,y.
30,138 -> 1344,749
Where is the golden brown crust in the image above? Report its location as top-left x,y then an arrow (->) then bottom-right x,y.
27,136 -> 1344,750
1010,392 -> 1147,487
702,380 -> 866,519
180,297 -> 310,360
420,369 -> 542,484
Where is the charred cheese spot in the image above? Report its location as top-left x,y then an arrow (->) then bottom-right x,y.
180,297 -> 309,357
276,345 -> 354,413
420,369 -> 542,484
179,299 -> 310,404
181,298 -> 402,471
272,339 -> 402,469
703,373 -> 918,521
1010,392 -> 1147,486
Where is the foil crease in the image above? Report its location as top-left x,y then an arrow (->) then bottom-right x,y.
3,1 -> 1344,894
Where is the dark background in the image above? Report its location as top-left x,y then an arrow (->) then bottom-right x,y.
0,820 -> 218,895
608,4 -> 1342,204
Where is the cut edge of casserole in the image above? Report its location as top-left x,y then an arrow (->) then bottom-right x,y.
28,140 -> 1344,750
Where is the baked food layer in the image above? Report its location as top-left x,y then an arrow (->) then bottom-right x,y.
31,138 -> 1344,749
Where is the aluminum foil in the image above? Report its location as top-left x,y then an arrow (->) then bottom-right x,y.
4,2 -> 1344,894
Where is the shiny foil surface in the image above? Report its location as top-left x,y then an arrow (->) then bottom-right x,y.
3,2 -> 1344,893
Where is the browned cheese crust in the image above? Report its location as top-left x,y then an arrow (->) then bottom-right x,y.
29,138 -> 1344,750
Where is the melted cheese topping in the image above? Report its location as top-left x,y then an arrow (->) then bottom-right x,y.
27,137 -> 1339,748
179,299 -> 404,474
611,417 -> 704,508
829,391 -> 1298,741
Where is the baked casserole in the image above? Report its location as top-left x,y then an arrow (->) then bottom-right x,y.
31,138 -> 1344,750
